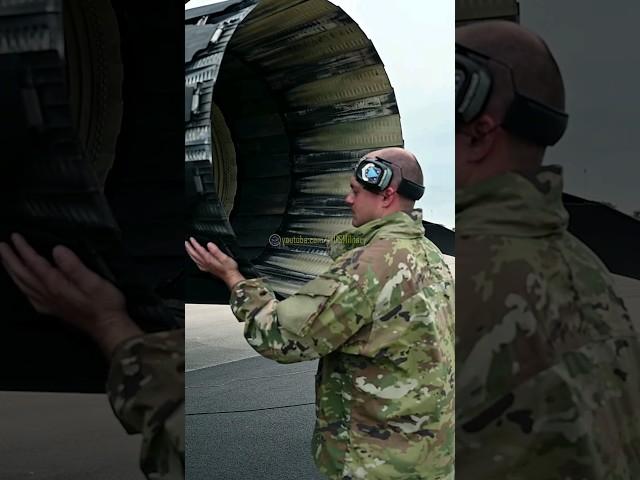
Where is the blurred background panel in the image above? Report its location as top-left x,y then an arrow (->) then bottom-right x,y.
0,0 -> 184,393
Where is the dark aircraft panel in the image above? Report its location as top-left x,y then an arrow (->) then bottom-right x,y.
456,0 -> 519,24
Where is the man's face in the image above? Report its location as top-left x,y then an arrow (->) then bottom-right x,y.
345,176 -> 382,227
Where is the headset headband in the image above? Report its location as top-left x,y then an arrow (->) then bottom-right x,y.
455,43 -> 569,146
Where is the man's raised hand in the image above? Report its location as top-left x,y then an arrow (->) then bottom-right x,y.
184,237 -> 245,289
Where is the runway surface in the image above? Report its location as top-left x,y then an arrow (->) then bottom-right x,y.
0,391 -> 142,480
185,304 -> 324,480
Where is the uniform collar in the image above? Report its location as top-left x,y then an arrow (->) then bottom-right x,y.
456,165 -> 569,237
328,209 -> 425,259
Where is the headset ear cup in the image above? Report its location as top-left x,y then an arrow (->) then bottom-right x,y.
456,51 -> 493,124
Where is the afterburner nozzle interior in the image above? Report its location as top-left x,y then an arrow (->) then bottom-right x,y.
185,0 -> 404,301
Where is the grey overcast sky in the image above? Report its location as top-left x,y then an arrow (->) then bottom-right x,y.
520,1 -> 639,217
186,0 -> 455,228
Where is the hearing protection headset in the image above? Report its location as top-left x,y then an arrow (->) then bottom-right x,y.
455,43 -> 568,146
354,156 -> 425,200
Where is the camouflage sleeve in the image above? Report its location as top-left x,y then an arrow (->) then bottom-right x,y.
230,268 -> 374,363
107,329 -> 185,480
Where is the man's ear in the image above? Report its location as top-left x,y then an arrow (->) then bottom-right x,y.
381,187 -> 396,207
466,114 -> 499,163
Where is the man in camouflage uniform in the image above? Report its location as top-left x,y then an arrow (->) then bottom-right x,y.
455,21 -> 640,478
186,147 -> 455,480
0,234 -> 185,480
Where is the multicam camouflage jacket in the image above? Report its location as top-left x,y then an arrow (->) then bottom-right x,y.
456,166 -> 640,479
107,329 -> 185,480
230,209 -> 455,480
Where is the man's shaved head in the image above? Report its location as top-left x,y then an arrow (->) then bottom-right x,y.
346,147 -> 422,226
368,147 -> 423,202
455,22 -> 566,187
457,21 -> 565,121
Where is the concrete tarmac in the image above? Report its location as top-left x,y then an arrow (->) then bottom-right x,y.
185,304 -> 324,480
185,304 -> 256,371
0,391 -> 142,480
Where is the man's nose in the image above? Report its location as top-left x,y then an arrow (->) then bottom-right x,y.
345,193 -> 353,205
